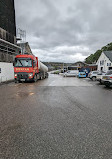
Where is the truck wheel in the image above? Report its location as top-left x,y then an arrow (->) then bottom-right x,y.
33,75 -> 37,82
15,79 -> 19,83
92,76 -> 96,81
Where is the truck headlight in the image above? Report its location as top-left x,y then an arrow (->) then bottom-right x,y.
15,74 -> 17,77
28,73 -> 33,77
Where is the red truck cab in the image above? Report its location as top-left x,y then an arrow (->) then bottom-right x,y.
14,54 -> 39,83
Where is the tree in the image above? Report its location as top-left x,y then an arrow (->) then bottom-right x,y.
85,42 -> 112,64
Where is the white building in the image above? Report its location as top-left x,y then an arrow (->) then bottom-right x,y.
0,39 -> 20,83
97,51 -> 112,72
0,62 -> 14,82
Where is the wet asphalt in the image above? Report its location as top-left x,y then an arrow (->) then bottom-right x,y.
0,74 -> 112,159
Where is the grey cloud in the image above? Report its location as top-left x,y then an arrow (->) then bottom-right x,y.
15,0 -> 112,62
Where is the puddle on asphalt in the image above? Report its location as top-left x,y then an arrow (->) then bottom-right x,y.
16,92 -> 35,98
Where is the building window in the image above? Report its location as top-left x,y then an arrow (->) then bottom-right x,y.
107,63 -> 111,66
100,60 -> 104,65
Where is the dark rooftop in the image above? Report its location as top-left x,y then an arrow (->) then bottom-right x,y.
103,51 -> 112,62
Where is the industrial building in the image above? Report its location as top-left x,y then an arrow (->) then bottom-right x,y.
72,61 -> 97,71
0,0 -> 20,63
0,0 -> 16,43
0,0 -> 21,82
17,42 -> 33,55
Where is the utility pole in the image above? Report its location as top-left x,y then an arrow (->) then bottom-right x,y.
63,62 -> 64,73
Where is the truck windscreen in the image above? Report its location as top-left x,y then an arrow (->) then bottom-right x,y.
15,59 -> 32,67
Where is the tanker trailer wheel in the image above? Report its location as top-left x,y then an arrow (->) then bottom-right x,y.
40,76 -> 43,80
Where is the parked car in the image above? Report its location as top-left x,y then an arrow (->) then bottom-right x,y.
96,71 -> 106,84
88,71 -> 99,81
102,70 -> 112,87
78,72 -> 86,78
63,70 -> 78,77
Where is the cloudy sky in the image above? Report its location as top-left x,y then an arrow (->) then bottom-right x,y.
15,0 -> 112,62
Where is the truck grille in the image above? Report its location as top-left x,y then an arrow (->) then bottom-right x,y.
17,73 -> 28,79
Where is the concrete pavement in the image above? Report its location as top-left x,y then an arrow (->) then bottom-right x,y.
0,74 -> 112,159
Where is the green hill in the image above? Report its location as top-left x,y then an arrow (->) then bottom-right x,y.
85,42 -> 112,64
